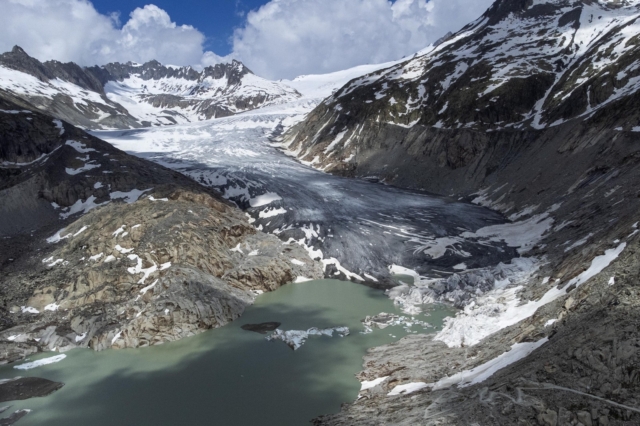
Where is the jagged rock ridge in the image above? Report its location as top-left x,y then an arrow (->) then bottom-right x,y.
0,46 -> 301,129
282,0 -> 640,178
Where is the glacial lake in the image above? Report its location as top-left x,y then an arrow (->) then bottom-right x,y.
0,279 -> 454,425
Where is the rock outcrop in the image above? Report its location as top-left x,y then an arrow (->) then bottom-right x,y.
0,99 -> 322,364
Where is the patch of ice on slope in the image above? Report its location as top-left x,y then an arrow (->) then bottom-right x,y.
435,243 -> 626,347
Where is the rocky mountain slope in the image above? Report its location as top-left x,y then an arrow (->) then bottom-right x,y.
0,46 -> 301,129
0,98 -> 321,367
273,0 -> 640,424
283,0 -> 640,184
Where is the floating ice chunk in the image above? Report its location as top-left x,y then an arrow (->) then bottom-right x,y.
360,376 -> 389,391
266,327 -> 349,350
14,354 -> 66,370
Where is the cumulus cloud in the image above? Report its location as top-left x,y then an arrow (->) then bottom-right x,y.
0,0 -> 495,79
0,0 -> 208,66
230,0 -> 495,79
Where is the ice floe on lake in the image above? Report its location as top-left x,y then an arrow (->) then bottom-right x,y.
266,327 -> 350,350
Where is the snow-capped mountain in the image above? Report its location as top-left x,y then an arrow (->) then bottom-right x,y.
0,46 -> 301,129
100,59 -> 301,126
282,0 -> 640,174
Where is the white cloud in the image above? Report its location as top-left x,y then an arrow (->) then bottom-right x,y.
0,0 -> 495,79
230,0 -> 495,79
0,0 -> 207,66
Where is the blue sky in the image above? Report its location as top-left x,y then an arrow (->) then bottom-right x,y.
90,0 -> 269,56
0,0 -> 495,79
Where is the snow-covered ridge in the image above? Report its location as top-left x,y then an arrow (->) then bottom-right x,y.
0,47 -> 302,129
312,0 -> 640,131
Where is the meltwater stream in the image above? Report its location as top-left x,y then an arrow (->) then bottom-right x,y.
0,280 -> 454,425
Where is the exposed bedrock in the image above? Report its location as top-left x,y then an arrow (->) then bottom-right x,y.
0,100 -> 322,365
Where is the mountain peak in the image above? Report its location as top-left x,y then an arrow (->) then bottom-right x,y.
10,45 -> 28,56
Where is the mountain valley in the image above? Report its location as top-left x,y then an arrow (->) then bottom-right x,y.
1,0 -> 640,425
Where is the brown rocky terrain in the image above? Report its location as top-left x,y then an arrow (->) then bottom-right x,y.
0,97 -> 322,366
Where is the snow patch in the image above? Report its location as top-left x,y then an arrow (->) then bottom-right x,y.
250,192 -> 282,207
